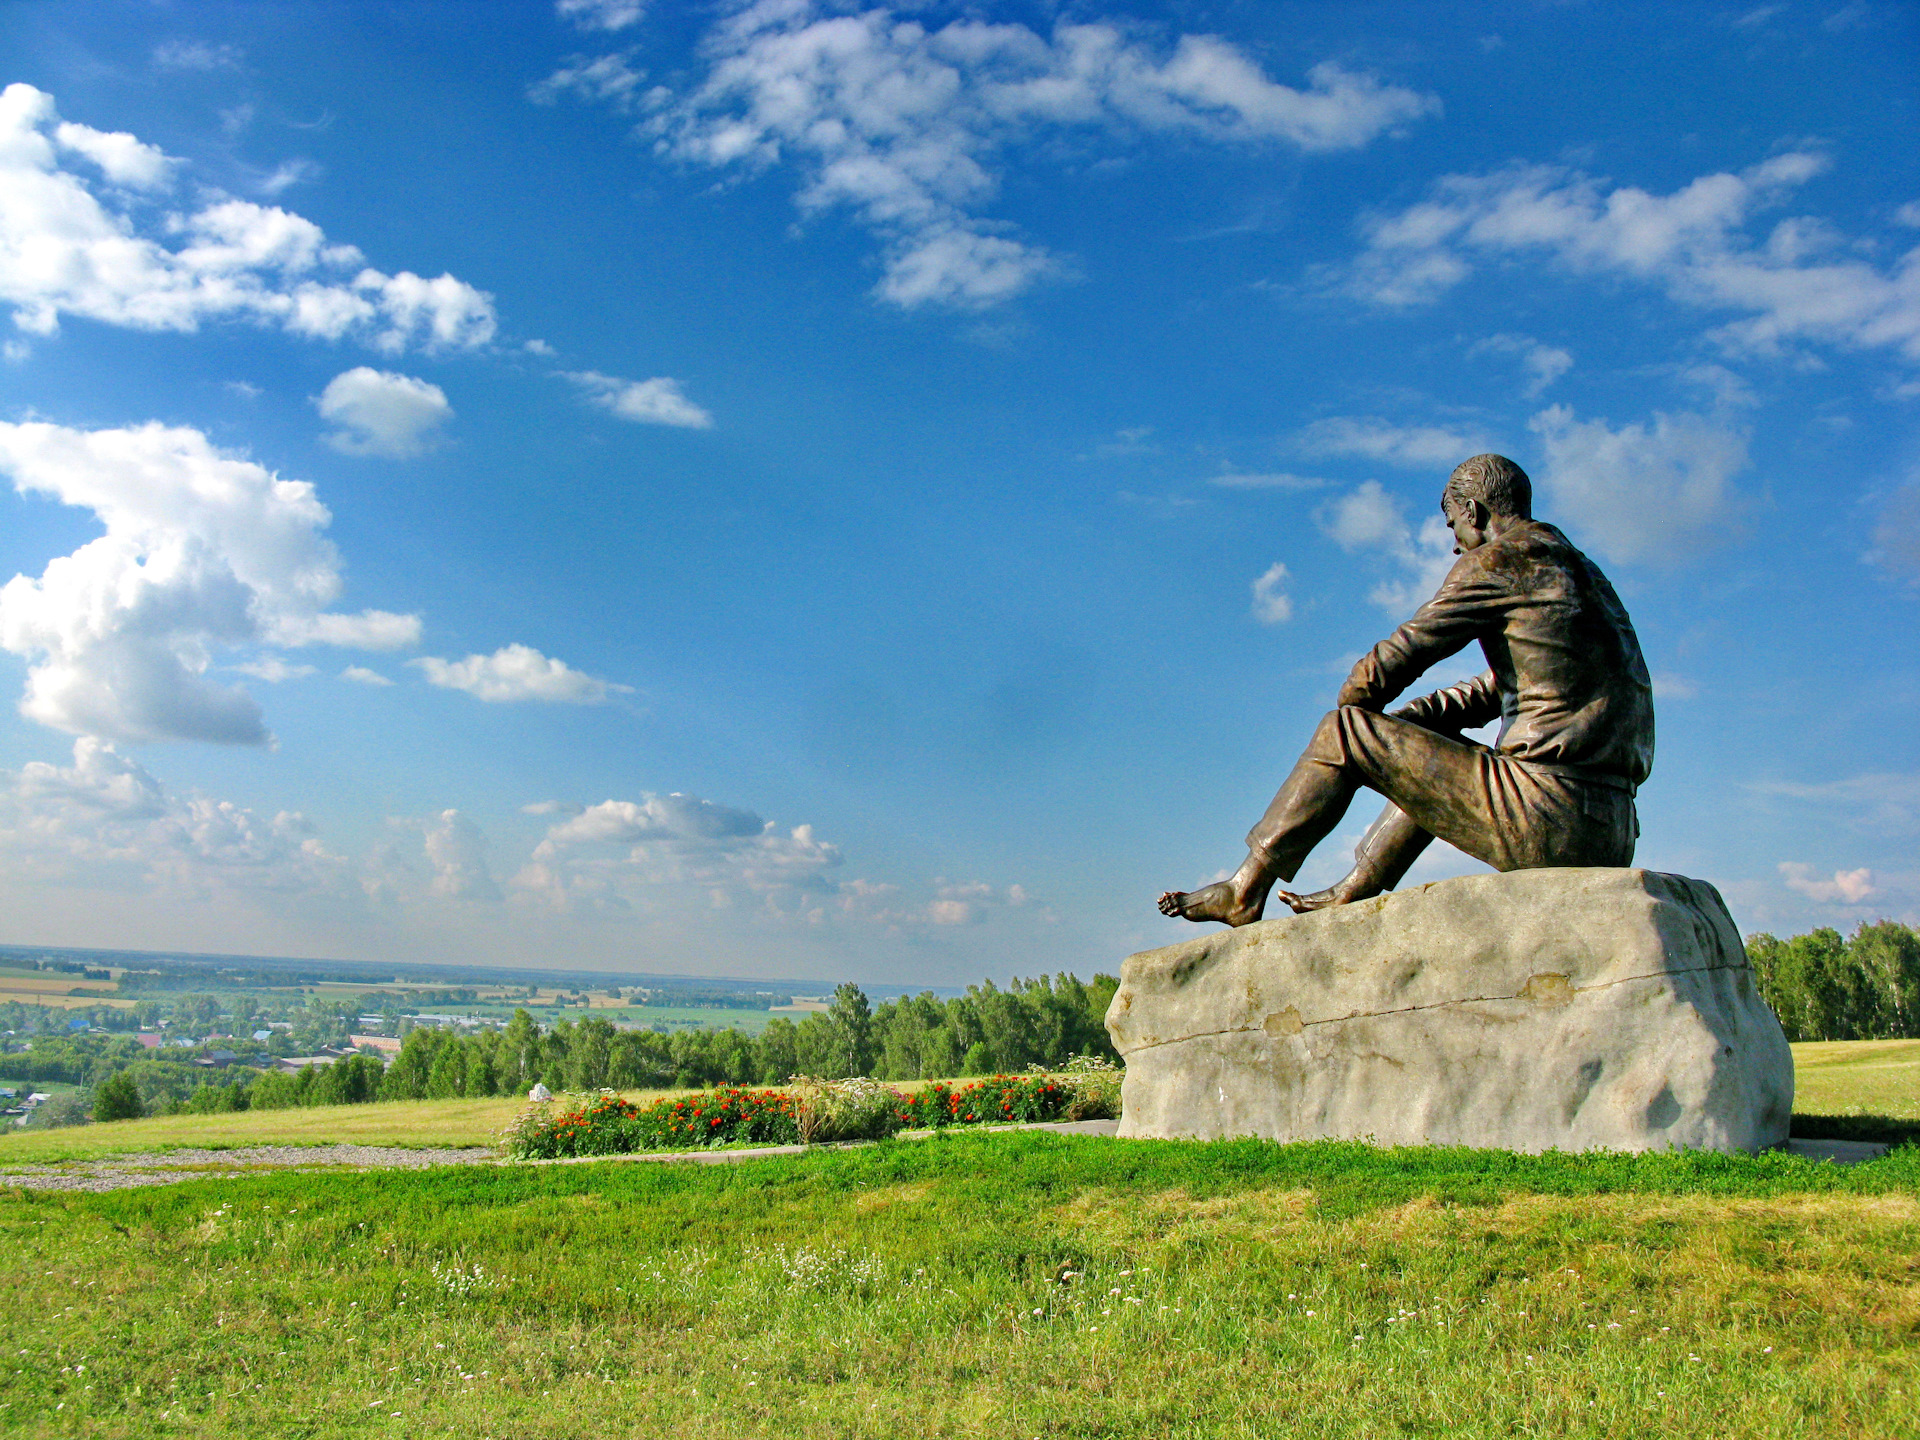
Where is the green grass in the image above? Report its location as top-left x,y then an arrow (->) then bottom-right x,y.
1793,1039 -> 1920,1121
2,1132 -> 1916,1438
0,1095 -> 531,1163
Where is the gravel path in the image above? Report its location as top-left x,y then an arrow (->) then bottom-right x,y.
0,1144 -> 498,1193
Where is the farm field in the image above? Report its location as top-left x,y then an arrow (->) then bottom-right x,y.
0,966 -> 130,1012
1,1131 -> 1915,1438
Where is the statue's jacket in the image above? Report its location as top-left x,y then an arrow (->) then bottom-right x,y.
1345,520 -> 1655,793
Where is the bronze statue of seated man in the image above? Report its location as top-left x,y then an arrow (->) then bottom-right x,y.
1159,453 -> 1655,927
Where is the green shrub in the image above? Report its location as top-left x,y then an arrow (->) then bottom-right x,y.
787,1075 -> 904,1143
92,1072 -> 144,1122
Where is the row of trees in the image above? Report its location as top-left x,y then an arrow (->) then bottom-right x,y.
373,973 -> 1121,1099
70,973 -> 1119,1120
1746,921 -> 1919,1042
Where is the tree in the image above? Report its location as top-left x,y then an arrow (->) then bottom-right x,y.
93,1072 -> 144,1122
755,1016 -> 798,1084
825,983 -> 874,1078
1853,921 -> 1920,1038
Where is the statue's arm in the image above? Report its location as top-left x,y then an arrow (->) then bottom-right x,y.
1390,671 -> 1500,734
1337,554 -> 1512,711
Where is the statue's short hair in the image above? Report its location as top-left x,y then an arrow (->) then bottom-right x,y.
1444,454 -> 1532,519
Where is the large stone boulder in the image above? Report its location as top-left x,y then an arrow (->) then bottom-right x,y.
1106,868 -> 1792,1153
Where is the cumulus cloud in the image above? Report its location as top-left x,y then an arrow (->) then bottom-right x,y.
412,643 -> 630,704
563,370 -> 714,428
1779,862 -> 1877,905
1344,151 -> 1920,362
516,792 -> 843,913
1316,480 -> 1456,611
0,84 -> 496,351
0,420 -> 422,745
315,367 -> 454,457
0,737 -> 352,895
1250,562 -> 1293,624
340,665 -> 392,686
422,809 -> 500,901
543,3 -> 1435,309
1528,404 -> 1750,565
1296,416 -> 1495,470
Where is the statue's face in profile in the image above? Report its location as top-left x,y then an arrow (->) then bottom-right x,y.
1443,495 -> 1491,555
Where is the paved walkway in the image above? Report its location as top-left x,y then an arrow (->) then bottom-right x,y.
0,1124 -> 1889,1193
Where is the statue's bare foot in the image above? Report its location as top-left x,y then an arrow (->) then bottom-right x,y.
1157,883 -> 1264,926
1276,879 -> 1377,914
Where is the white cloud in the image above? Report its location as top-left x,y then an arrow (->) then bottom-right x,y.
1296,415 -> 1495,470
557,0 -> 647,32
1468,333 -> 1572,397
528,52 -> 648,110
340,665 -> 392,686
0,84 -> 496,352
231,656 -> 316,682
1345,152 -> 1920,362
516,792 -> 843,913
1316,479 -> 1456,612
1651,672 -> 1699,700
1779,862 -> 1877,905
563,370 -> 714,428
546,3 -> 1435,309
0,420 -> 422,745
315,367 -> 454,457
412,643 -> 630,704
1528,404 -> 1750,565
0,737 -> 352,895
153,40 -> 243,72
422,809 -> 500,901
1250,562 -> 1293,624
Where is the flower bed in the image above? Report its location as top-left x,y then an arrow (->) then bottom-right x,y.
896,1075 -> 1071,1128
503,1061 -> 1120,1160
504,1085 -> 798,1159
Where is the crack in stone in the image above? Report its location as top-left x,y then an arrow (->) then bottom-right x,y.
1119,959 -> 1746,1054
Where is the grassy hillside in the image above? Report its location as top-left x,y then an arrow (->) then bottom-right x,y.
2,1131 -> 1915,1438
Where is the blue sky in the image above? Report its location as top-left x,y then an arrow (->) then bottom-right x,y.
0,0 -> 1915,985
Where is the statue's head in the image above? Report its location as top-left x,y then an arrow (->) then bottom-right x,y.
1443,454 -> 1532,521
